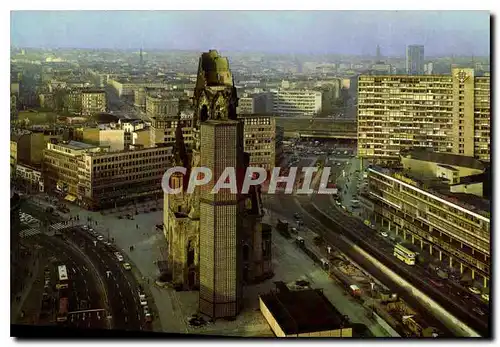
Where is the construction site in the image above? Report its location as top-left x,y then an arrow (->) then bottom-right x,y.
277,219 -> 444,338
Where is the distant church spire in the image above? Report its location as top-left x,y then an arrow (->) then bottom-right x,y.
376,44 -> 382,61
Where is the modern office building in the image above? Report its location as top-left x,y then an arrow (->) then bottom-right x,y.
364,150 -> 490,288
151,110 -> 278,170
270,89 -> 322,116
240,114 -> 277,171
357,68 -> 490,165
237,97 -> 255,114
42,140 -> 173,209
406,45 -> 425,75
43,141 -> 103,197
78,144 -> 173,210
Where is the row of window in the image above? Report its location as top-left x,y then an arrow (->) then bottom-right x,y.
91,150 -> 171,164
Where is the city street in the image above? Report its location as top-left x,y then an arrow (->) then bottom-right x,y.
19,196 -> 149,331
18,233 -> 107,330
65,226 -> 148,331
318,157 -> 491,326
266,193 -> 453,336
288,185 -> 489,336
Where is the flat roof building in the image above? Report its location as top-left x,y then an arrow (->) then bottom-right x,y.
43,140 -> 172,210
259,282 -> 352,337
406,45 -> 425,75
363,152 -> 490,288
270,89 -> 322,117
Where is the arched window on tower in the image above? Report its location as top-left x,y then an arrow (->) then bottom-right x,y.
215,104 -> 222,119
187,240 -> 195,267
200,105 -> 208,122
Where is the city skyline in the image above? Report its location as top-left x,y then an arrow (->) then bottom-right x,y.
11,11 -> 490,56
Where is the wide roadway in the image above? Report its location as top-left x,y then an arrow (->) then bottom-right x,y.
31,233 -> 107,330
65,227 -> 146,331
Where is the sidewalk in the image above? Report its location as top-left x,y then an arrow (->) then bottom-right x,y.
11,247 -> 41,323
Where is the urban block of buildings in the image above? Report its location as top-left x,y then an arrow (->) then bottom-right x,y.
361,149 -> 490,288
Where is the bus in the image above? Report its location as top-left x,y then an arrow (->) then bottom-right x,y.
394,244 -> 416,265
57,297 -> 69,322
56,265 -> 69,290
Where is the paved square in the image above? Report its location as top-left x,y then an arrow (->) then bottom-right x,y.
30,193 -> 390,337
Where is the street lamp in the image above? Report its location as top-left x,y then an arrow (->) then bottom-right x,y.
370,282 -> 375,318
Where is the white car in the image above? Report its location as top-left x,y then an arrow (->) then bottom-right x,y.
123,263 -> 132,271
97,235 -> 104,241
139,295 -> 147,306
380,232 -> 388,237
472,307 -> 485,316
114,252 -> 124,262
481,293 -> 489,302
468,287 -> 481,295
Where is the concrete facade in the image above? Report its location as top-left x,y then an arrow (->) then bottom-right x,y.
357,69 -> 491,164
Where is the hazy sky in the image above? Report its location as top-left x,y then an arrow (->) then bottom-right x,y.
10,11 -> 490,56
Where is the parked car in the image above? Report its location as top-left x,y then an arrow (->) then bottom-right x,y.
97,235 -> 104,241
380,232 -> 388,237
481,293 -> 489,302
468,287 -> 481,295
472,307 -> 485,316
123,263 -> 132,271
114,252 -> 124,262
429,279 -> 444,288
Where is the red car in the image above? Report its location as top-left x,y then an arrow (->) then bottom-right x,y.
429,279 -> 443,288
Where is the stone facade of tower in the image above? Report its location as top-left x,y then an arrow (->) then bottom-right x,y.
163,50 -> 273,316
